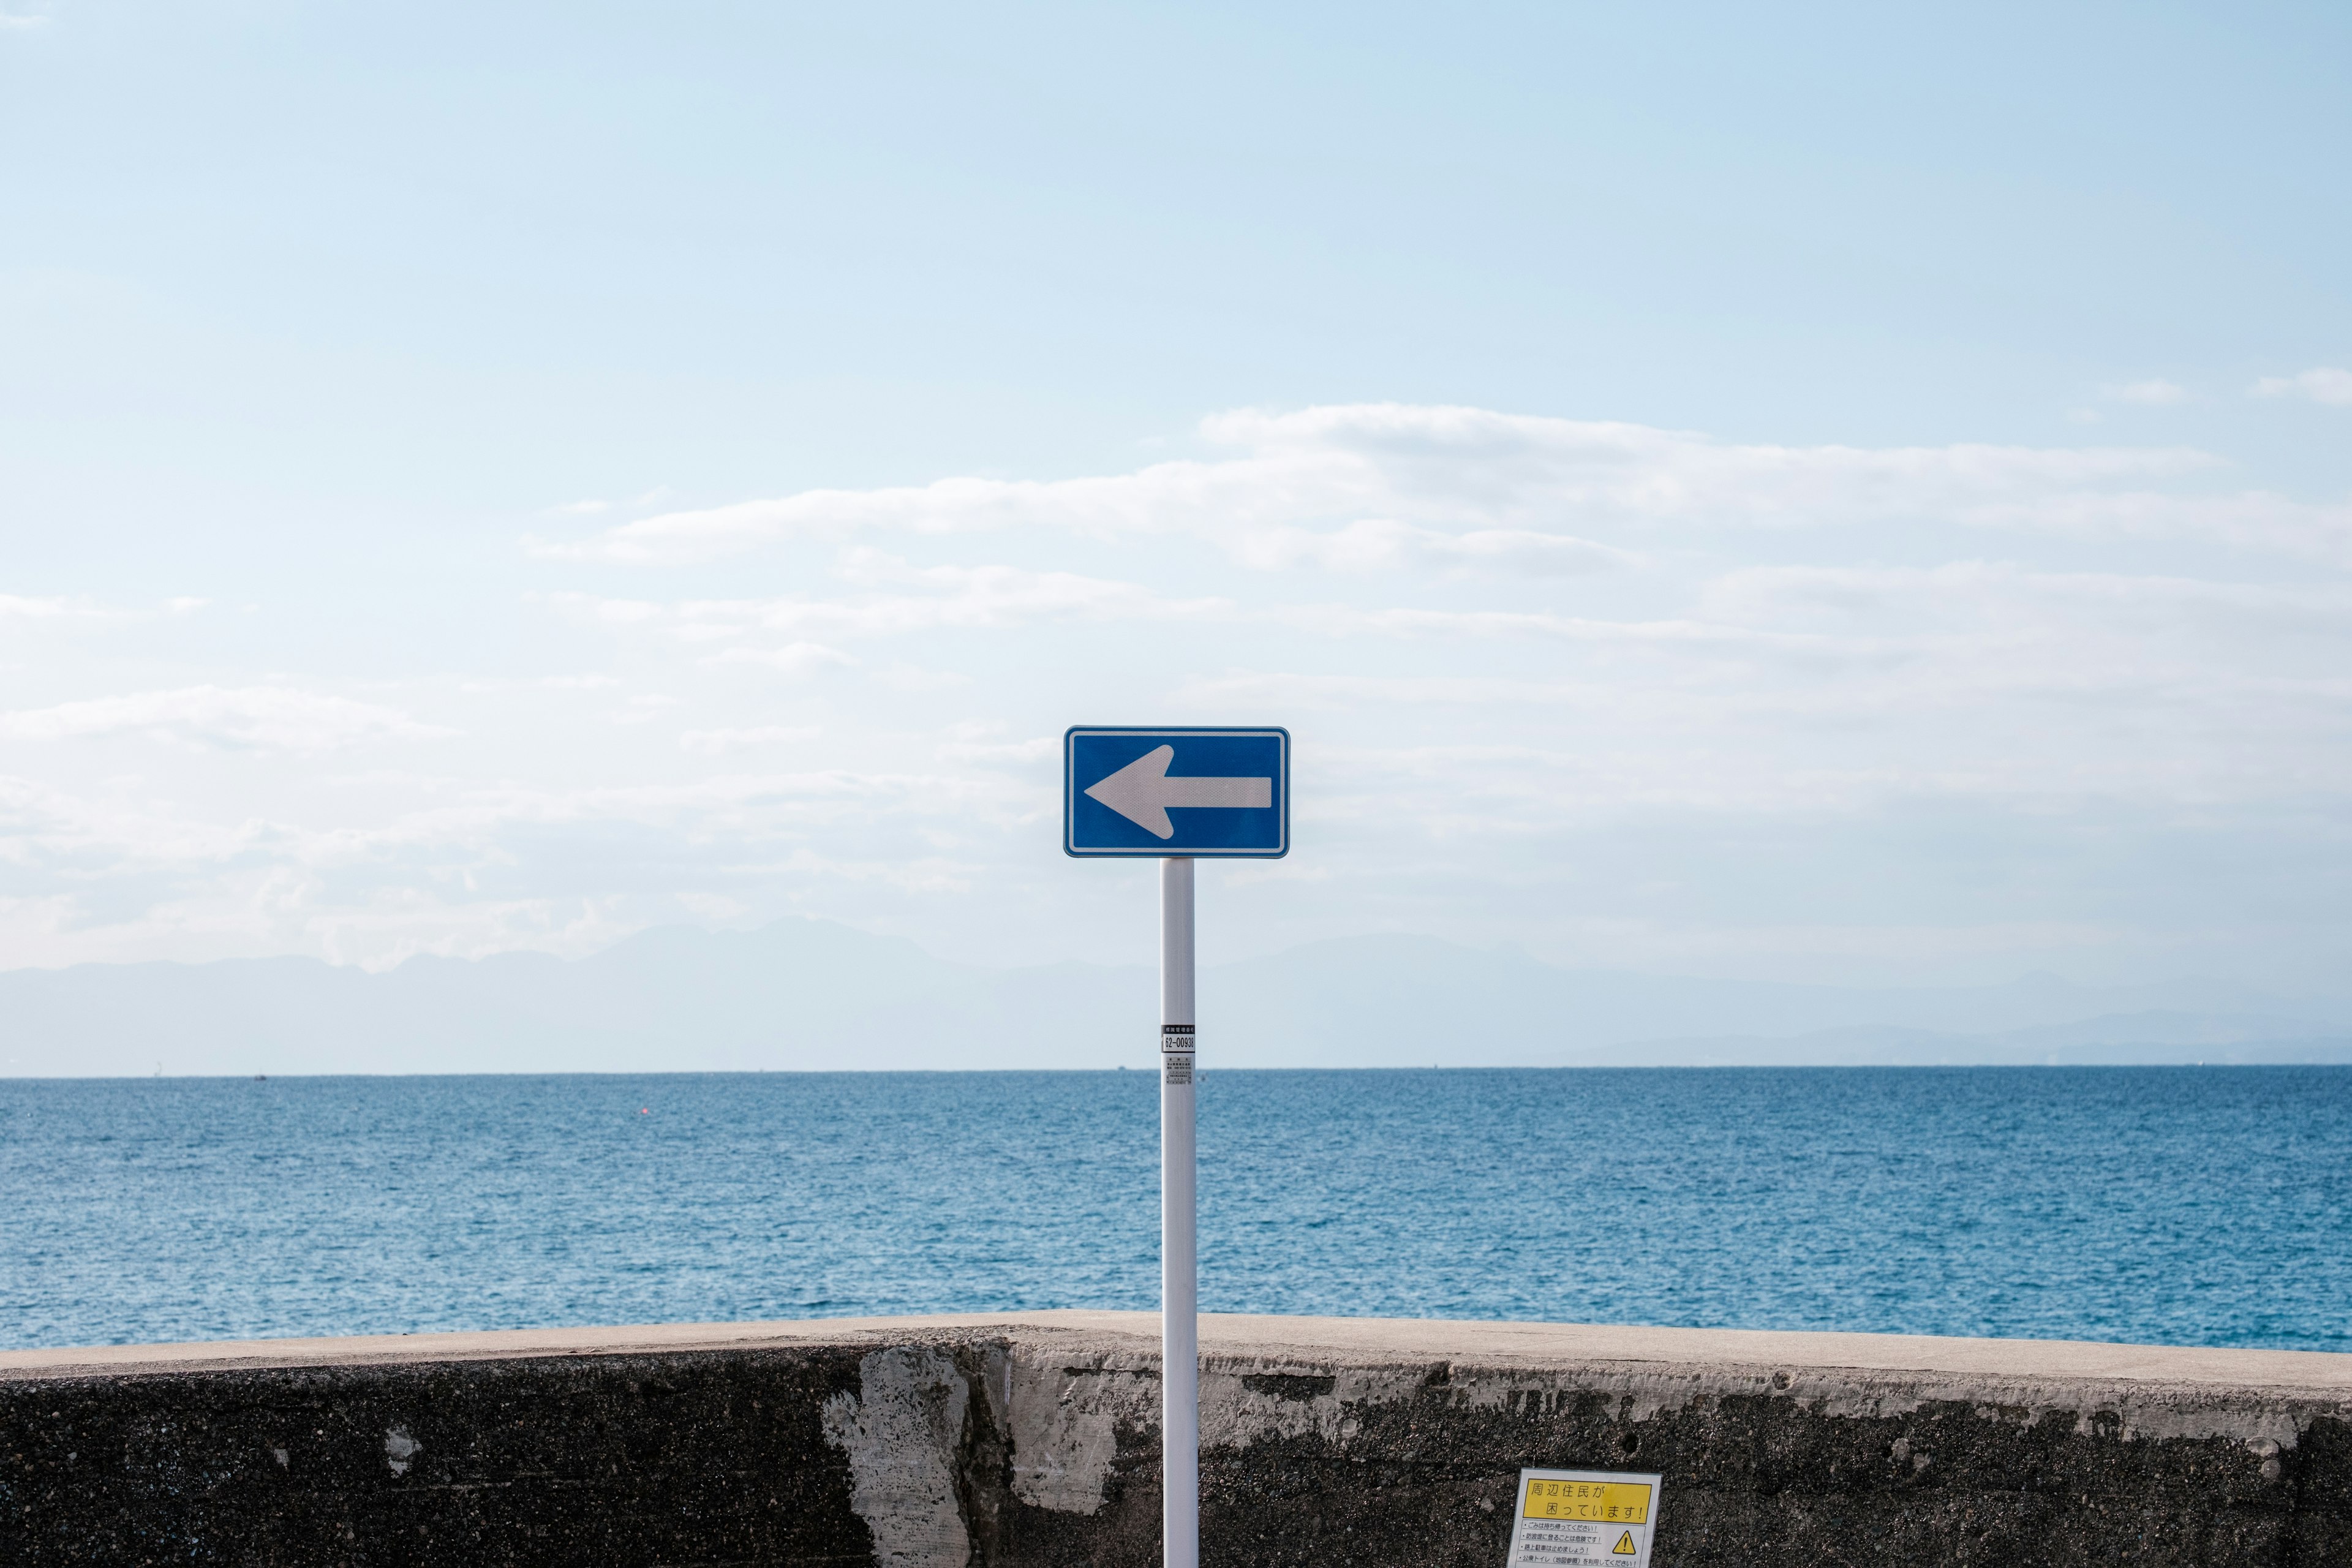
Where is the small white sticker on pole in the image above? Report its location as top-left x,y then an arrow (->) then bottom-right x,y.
1504,1469 -> 1663,1568
1162,1023 -> 1194,1085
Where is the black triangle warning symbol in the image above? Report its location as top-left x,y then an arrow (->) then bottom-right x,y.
1612,1530 -> 1637,1555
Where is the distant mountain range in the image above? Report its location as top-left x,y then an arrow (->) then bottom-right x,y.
4,919 -> 2348,1076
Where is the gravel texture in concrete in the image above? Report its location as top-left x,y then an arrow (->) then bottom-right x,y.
4,1311 -> 2349,1566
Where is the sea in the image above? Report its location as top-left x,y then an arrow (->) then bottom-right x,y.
2,1066 -> 2347,1354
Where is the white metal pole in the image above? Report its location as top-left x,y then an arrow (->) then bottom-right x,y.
1159,855 -> 1198,1568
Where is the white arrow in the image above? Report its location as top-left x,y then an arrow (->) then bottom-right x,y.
1084,744 -> 1272,840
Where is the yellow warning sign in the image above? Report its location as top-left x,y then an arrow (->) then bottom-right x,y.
1521,1477 -> 1651,1523
1506,1468 -> 1663,1568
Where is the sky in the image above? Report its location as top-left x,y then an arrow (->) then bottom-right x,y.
1,2 -> 2348,994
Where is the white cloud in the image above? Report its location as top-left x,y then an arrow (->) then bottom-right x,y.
1177,560 -> 2352,812
935,734 -> 1057,764
538,488 -> 670,518
2252,368 -> 2352,406
2103,379 -> 2190,405
549,560 -> 1236,662
0,758 -> 1044,970
679,725 -> 823,754
609,693 -> 683,724
559,569 -> 1707,658
0,594 -> 183,623
827,553 -> 1235,628
0,685 -> 454,752
0,595 -> 94,619
540,402 -> 2352,569
701,641 -> 858,676
870,664 -> 971,692
458,673 -> 622,693
12,401 -> 2351,985
0,595 -> 209,625
1234,519 -> 1633,575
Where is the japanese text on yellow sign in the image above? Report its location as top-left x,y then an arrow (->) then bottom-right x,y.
1522,1478 -> 1651,1525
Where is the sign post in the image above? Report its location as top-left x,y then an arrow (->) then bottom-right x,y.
1159,854 -> 1197,1568
1065,726 -> 1290,1568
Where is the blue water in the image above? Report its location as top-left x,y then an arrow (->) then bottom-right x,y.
2,1068 -> 2347,1354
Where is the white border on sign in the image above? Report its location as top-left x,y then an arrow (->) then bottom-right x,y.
1502,1467 -> 1664,1568
1061,725 -> 1291,859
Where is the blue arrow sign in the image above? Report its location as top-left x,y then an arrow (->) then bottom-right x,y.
1065,726 -> 1289,857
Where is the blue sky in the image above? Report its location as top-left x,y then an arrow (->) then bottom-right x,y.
2,2 -> 2348,993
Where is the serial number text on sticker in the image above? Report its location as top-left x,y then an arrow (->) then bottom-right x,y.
1163,1025 -> 1195,1084
1504,1468 -> 1663,1568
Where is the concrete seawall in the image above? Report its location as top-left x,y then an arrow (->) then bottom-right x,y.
4,1310 -> 2348,1565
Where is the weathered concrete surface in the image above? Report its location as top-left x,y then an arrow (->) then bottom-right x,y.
5,1311 -> 2350,1566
